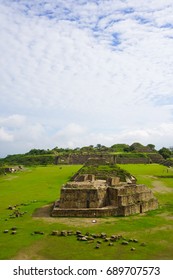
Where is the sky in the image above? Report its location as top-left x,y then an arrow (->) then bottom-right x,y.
0,0 -> 173,157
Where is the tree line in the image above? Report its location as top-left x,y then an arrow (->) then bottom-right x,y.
0,142 -> 172,167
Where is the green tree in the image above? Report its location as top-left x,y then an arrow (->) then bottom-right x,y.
147,144 -> 155,151
110,144 -> 130,152
158,147 -> 172,159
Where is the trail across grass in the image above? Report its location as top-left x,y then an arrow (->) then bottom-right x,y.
0,164 -> 173,260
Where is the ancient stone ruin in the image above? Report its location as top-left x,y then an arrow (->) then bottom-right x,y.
52,173 -> 158,217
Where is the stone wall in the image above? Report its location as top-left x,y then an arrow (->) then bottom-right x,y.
117,197 -> 158,216
55,154 -> 162,165
118,204 -> 141,216
141,198 -> 158,212
148,153 -> 164,163
107,188 -> 119,207
74,174 -> 95,182
59,187 -> 108,209
107,177 -> 120,186
115,157 -> 150,164
117,191 -> 154,206
52,207 -> 118,217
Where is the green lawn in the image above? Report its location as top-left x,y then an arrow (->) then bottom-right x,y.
118,164 -> 173,211
0,164 -> 173,260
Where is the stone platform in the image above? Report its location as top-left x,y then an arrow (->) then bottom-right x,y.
51,174 -> 158,217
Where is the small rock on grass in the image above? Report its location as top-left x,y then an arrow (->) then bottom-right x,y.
131,247 -> 136,251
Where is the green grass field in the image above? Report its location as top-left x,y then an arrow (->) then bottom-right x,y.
0,164 -> 173,260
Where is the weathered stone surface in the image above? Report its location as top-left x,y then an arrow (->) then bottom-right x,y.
55,154 -> 163,165
52,173 -> 158,217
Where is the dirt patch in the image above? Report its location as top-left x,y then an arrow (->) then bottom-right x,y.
32,203 -> 119,227
11,240 -> 46,260
145,224 -> 173,234
32,204 -> 119,227
33,215 -> 117,227
3,176 -> 18,181
33,204 -> 53,217
152,180 -> 172,193
157,212 -> 173,220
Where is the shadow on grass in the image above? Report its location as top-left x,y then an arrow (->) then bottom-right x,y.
32,204 -> 53,217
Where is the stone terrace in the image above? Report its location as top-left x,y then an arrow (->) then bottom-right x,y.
52,174 -> 158,217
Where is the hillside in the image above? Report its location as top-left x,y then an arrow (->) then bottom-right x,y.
0,142 -> 172,169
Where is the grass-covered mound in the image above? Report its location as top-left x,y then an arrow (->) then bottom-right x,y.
76,164 -> 132,181
0,154 -> 56,166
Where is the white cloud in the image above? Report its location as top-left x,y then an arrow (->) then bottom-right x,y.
50,121 -> 173,150
53,123 -> 87,148
0,1 -> 173,156
115,122 -> 173,149
0,127 -> 13,142
0,115 -> 26,128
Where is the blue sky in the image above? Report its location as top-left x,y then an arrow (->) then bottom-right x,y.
0,0 -> 173,157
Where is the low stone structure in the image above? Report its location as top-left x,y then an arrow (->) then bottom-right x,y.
52,174 -> 158,217
55,153 -> 164,165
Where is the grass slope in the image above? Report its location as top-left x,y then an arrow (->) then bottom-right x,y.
0,165 -> 81,259
0,164 -> 173,260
